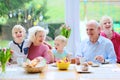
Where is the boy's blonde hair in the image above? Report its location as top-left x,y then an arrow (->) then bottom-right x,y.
28,26 -> 47,42
55,35 -> 67,46
12,25 -> 26,36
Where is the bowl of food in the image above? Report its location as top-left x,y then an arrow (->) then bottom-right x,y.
56,58 -> 70,70
24,57 -> 46,73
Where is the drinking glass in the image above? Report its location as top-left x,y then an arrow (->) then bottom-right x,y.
17,57 -> 24,66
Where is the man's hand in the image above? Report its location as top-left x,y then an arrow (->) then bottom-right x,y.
95,55 -> 104,63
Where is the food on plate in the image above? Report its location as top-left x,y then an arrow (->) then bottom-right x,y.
82,62 -> 88,67
87,61 -> 93,65
81,62 -> 88,71
81,66 -> 88,71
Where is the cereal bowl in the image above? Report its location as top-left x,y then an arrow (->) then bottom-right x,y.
56,61 -> 70,70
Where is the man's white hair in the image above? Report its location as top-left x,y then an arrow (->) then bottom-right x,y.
28,26 -> 47,42
86,20 -> 100,28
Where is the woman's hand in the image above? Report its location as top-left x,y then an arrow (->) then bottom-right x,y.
48,50 -> 54,63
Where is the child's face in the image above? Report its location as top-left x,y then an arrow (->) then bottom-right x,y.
34,31 -> 45,44
12,29 -> 25,40
102,19 -> 112,31
54,40 -> 65,51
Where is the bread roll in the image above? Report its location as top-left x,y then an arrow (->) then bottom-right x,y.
87,61 -> 93,65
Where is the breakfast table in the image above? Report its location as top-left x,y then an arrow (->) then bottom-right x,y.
0,63 -> 120,80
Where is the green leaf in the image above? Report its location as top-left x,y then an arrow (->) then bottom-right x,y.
0,48 -> 12,64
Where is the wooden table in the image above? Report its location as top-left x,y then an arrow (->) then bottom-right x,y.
0,64 -> 120,80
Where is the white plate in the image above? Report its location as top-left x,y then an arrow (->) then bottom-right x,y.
91,63 -> 99,67
75,65 -> 91,73
51,63 -> 57,67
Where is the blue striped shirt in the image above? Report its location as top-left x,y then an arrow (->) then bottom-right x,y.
76,36 -> 116,63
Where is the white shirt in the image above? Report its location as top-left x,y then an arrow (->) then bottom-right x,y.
9,39 -> 31,62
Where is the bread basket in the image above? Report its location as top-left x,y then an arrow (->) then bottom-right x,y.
24,65 -> 46,73
24,57 -> 46,73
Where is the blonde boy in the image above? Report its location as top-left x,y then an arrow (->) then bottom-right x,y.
9,25 -> 30,63
52,35 -> 70,62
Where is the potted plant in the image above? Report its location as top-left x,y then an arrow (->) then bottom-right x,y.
60,24 -> 71,38
0,48 -> 13,73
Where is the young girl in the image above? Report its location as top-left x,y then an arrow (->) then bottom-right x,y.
9,25 -> 31,63
100,16 -> 120,63
52,35 -> 70,62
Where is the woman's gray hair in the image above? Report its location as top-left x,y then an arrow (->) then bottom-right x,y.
28,26 -> 47,42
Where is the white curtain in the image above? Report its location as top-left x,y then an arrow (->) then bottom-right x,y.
65,0 -> 81,57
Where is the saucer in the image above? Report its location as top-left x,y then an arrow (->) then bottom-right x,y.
75,65 -> 91,73
51,63 -> 57,67
91,63 -> 99,67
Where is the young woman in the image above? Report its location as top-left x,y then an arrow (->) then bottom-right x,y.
100,16 -> 120,63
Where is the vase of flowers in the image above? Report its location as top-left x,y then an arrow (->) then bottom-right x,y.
0,48 -> 13,73
60,24 -> 71,38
